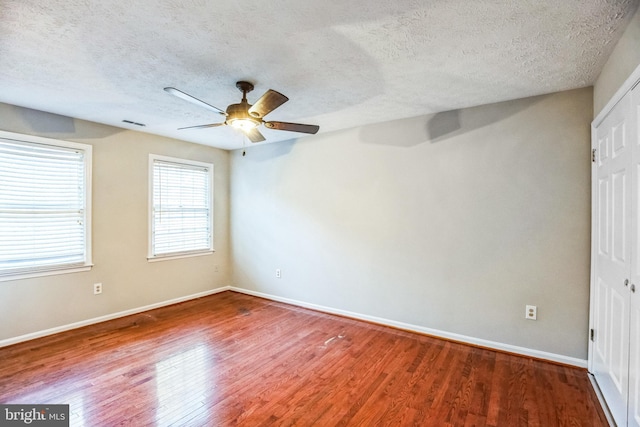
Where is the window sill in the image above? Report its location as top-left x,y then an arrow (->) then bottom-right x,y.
147,250 -> 214,263
0,264 -> 94,282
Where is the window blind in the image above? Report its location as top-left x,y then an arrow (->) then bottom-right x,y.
151,159 -> 212,257
0,138 -> 88,276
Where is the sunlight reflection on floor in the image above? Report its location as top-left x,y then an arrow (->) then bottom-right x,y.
155,344 -> 211,426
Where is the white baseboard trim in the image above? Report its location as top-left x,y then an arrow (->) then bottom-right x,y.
230,287 -> 588,368
0,286 -> 231,348
2,285 -> 588,368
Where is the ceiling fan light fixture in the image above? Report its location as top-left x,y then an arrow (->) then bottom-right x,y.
228,117 -> 260,131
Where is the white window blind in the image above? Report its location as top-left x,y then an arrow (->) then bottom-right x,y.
0,134 -> 91,279
150,156 -> 213,259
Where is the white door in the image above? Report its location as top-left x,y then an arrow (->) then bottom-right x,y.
627,84 -> 640,427
591,90 -> 633,427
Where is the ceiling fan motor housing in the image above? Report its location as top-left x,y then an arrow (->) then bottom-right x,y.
226,102 -> 261,129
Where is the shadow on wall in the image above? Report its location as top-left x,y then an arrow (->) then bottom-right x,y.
18,107 -> 76,134
358,94 -> 545,147
1,103 -> 123,139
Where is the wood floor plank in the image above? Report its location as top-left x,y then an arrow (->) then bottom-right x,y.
0,291 -> 608,426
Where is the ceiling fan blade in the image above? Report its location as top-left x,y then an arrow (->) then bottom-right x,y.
264,121 -> 319,134
245,127 -> 266,143
248,90 -> 289,118
164,87 -> 227,116
177,123 -> 225,130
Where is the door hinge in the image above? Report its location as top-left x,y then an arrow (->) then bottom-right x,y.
592,148 -> 596,163
590,328 -> 595,342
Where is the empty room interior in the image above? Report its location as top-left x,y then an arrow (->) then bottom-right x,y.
1,1 -> 640,425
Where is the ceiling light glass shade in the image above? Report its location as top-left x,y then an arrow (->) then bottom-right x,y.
229,118 -> 259,131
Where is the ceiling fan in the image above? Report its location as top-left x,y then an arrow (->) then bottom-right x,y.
164,81 -> 319,143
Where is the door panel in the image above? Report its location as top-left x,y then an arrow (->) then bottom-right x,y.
600,132 -> 610,163
612,168 -> 628,265
614,122 -> 628,157
599,176 -> 609,256
612,287 -> 629,391
595,279 -> 608,364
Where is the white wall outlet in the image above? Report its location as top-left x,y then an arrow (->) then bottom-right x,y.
214,265 -> 219,273
276,269 -> 281,279
93,283 -> 103,295
525,305 -> 537,320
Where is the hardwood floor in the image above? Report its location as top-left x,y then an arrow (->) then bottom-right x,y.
0,291 -> 607,426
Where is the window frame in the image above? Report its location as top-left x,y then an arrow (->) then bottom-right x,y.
148,154 -> 214,262
0,130 -> 93,282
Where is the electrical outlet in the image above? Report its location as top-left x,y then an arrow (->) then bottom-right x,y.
93,283 -> 102,295
276,269 -> 281,279
214,265 -> 219,273
525,305 -> 537,320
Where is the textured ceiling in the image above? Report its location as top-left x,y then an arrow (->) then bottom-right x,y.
0,0 -> 638,150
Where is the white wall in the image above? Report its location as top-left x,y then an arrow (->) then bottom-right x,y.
231,87 -> 593,360
594,4 -> 640,116
0,103 -> 231,342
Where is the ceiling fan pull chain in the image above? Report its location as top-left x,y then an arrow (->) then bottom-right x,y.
242,133 -> 247,157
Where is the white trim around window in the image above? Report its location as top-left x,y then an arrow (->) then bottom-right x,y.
0,130 -> 93,282
148,154 -> 214,262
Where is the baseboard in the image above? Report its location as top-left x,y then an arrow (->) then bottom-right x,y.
230,287 -> 588,368
0,286 -> 232,348
2,285 -> 588,368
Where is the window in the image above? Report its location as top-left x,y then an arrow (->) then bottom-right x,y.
149,155 -> 213,260
0,131 -> 92,281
